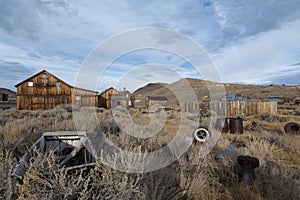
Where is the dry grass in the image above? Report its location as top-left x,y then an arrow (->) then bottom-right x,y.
0,105 -> 299,199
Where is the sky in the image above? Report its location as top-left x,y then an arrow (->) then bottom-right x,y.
1,0 -> 300,92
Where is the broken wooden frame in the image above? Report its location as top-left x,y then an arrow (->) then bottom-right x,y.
12,131 -> 98,177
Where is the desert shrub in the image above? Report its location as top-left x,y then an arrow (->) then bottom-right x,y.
1,108 -> 299,199
17,151 -> 145,200
259,113 -> 290,122
0,150 -> 16,199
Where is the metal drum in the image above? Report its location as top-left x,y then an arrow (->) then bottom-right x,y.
215,118 -> 229,133
229,118 -> 243,134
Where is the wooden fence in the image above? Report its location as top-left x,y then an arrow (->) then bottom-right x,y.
183,101 -> 277,117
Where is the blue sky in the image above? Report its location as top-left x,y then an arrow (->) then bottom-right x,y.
1,0 -> 300,92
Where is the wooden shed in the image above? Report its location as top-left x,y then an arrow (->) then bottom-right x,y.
15,70 -> 98,110
98,87 -> 119,109
98,87 -> 131,109
145,96 -> 168,108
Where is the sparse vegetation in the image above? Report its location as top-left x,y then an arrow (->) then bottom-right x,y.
0,104 -> 300,199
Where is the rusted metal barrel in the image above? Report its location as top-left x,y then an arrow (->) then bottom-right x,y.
229,118 -> 243,134
237,155 -> 259,184
215,118 -> 229,133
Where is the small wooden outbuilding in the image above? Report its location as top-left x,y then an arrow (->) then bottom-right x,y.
98,87 -> 131,109
145,96 -> 168,108
98,87 -> 119,109
15,70 -> 98,110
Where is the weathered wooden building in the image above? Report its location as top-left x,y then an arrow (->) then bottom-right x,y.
98,87 -> 131,109
0,88 -> 16,102
130,94 -> 135,108
111,94 -> 129,109
98,87 -> 118,109
15,70 -> 98,110
145,96 -> 168,108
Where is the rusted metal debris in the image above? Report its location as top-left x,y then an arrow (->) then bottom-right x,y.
246,121 -> 264,132
214,117 -> 243,134
237,155 -> 259,184
284,122 -> 300,135
215,118 -> 229,133
12,131 -> 98,177
229,118 -> 243,134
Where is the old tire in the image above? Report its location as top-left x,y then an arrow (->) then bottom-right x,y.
194,127 -> 210,142
284,122 -> 300,135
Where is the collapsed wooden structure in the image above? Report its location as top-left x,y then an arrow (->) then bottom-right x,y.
12,131 -> 98,177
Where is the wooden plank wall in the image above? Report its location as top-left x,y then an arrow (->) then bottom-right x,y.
16,72 -> 72,110
111,99 -> 128,109
182,101 -> 277,117
146,100 -> 168,108
72,88 -> 97,107
183,102 -> 200,113
209,101 -> 277,117
98,88 -> 118,109
16,71 -> 97,110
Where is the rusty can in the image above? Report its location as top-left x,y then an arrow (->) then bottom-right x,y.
215,118 -> 229,133
229,117 -> 243,134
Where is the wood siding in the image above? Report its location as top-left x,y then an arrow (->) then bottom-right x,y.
98,88 -> 118,109
72,88 -> 97,108
208,101 -> 277,117
16,70 -> 97,110
0,93 -> 8,101
145,99 -> 168,108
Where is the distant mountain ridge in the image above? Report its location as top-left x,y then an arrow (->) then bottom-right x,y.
133,78 -> 300,106
0,87 -> 16,95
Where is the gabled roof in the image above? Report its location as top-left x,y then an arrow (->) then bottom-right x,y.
15,70 -> 98,93
15,70 -> 71,87
118,90 -> 131,96
99,87 -> 118,96
146,96 -> 168,101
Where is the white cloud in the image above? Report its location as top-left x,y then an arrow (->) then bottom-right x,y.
214,19 -> 300,84
0,0 -> 300,91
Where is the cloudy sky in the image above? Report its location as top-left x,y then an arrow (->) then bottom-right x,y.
1,0 -> 300,92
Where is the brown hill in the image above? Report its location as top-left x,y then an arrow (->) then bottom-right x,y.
0,87 -> 16,95
133,78 -> 300,106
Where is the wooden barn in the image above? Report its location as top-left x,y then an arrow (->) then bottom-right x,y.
145,96 -> 168,108
15,70 -> 98,110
